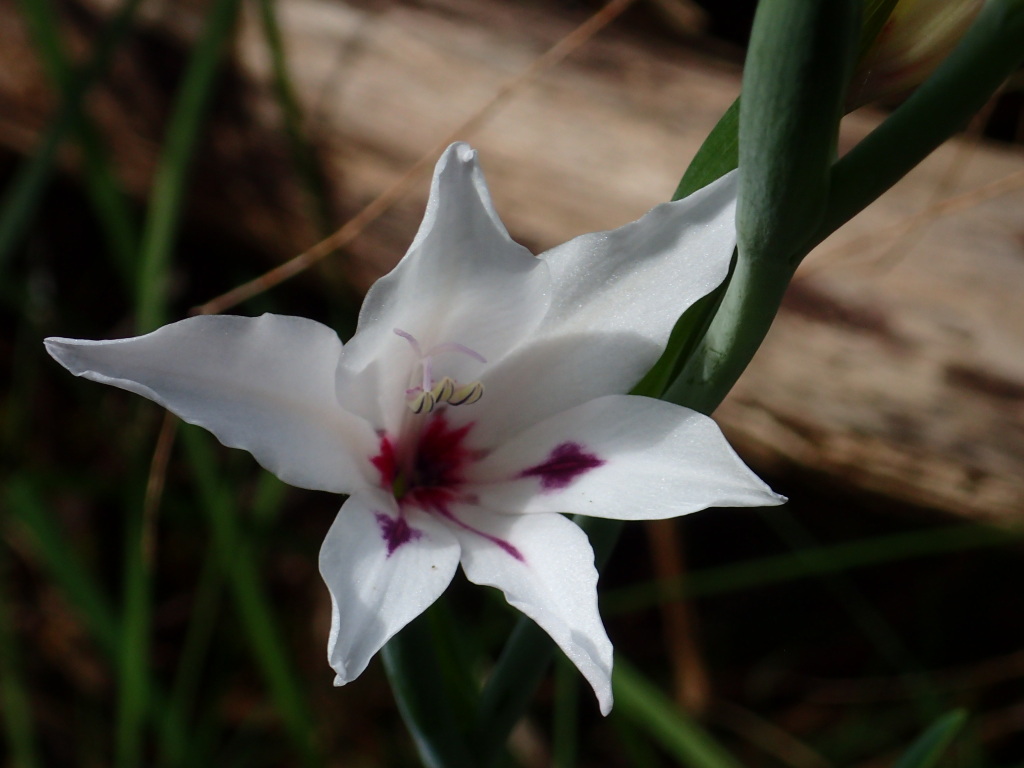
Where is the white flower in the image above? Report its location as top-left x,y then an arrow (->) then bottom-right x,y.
45,143 -> 783,714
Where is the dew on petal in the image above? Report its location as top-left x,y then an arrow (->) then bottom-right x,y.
519,442 -> 605,491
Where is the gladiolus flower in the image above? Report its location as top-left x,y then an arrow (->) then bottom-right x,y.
46,143 -> 783,713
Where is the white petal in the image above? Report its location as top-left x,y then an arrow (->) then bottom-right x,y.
473,172 -> 738,444
45,314 -> 377,494
320,493 -> 461,684
472,394 -> 785,519
452,508 -> 614,715
337,143 -> 550,432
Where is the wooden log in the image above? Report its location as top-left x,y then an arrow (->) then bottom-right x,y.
5,0 -> 1024,522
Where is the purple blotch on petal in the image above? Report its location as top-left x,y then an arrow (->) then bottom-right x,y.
375,512 -> 423,556
519,442 -> 605,491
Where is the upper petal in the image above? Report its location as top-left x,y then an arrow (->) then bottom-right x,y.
337,143 -> 551,432
320,493 -> 461,685
472,394 -> 785,519
472,172 -> 738,445
45,314 -> 377,494
451,508 -> 614,715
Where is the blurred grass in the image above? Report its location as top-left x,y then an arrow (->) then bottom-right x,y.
1,0 -> 1023,766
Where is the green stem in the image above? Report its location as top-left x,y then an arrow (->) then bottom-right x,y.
663,255 -> 793,414
735,0 -> 860,265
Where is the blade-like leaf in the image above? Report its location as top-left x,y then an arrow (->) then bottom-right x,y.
894,710 -> 968,768
613,659 -> 741,768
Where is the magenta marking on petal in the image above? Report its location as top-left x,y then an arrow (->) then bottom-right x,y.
434,508 -> 524,562
519,442 -> 605,491
375,512 -> 423,557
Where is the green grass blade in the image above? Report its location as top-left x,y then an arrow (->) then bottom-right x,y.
609,711 -> 666,768
5,478 -> 120,651
552,657 -> 579,768
166,545 -> 224,738
0,0 -> 142,267
603,523 -> 1020,614
894,710 -> 968,768
180,425 -> 321,767
16,0 -> 139,284
116,499 -> 153,768
134,0 -> 242,333
0,542 -> 40,768
613,659 -> 741,768
6,476 -> 193,764
255,0 -> 334,235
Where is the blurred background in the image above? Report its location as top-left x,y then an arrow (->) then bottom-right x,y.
2,0 -> 1024,765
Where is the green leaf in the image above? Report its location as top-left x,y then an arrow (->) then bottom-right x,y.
672,99 -> 739,201
381,612 -> 478,768
894,710 -> 968,768
0,542 -> 40,768
613,659 -> 741,768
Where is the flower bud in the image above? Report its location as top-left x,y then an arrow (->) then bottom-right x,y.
849,0 -> 983,106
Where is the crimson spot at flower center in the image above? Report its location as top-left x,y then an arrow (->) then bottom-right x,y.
368,413 -> 525,561
519,442 -> 604,490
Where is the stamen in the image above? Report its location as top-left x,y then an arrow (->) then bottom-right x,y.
394,328 -> 487,413
409,390 -> 436,414
448,381 -> 484,406
430,377 -> 456,403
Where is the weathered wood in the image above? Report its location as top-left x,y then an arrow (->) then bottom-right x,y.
5,0 -> 1024,522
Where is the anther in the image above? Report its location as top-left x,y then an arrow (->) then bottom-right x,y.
409,390 -> 436,414
448,381 -> 484,406
395,328 -> 487,413
430,377 -> 456,403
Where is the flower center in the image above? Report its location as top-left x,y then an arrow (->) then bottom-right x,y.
370,413 -> 524,561
394,328 -> 486,414
370,412 -> 473,512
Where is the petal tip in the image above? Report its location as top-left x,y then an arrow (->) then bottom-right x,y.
451,141 -> 476,163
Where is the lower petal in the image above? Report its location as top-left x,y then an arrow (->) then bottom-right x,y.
473,395 -> 786,519
452,508 -> 614,715
319,493 -> 461,685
